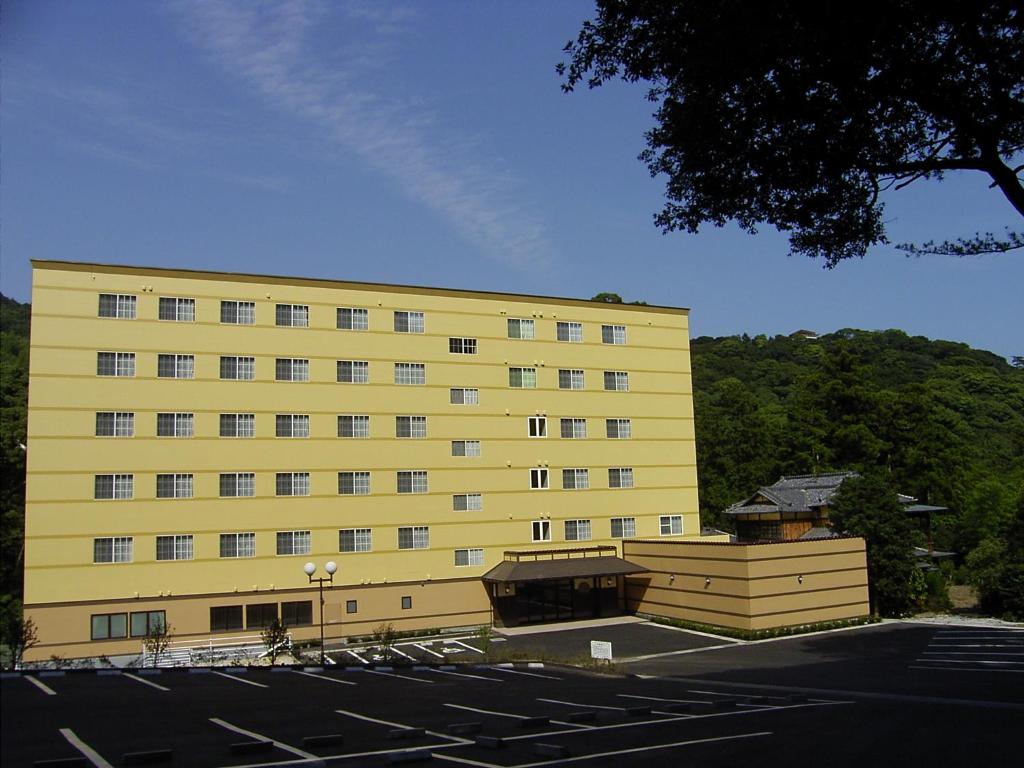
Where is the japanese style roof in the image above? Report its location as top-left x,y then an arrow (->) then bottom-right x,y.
481,554 -> 647,583
724,472 -> 858,516
798,527 -> 839,540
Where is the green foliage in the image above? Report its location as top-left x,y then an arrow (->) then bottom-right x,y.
966,491 -> 1024,619
1,295 -> 30,601
0,596 -> 38,669
372,622 -> 398,662
142,619 -> 173,667
260,618 -> 290,664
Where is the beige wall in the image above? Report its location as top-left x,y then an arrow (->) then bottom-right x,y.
623,537 -> 870,630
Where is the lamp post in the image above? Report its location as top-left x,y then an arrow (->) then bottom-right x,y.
304,561 -> 337,665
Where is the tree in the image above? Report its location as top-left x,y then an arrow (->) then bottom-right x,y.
560,1 -> 1024,265
142,619 -> 173,668
0,597 -> 38,669
261,618 -> 290,664
372,622 -> 398,663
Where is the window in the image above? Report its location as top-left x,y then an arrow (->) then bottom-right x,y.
564,519 -> 592,541
401,596 -> 413,610
156,473 -> 194,499
345,600 -> 358,614
455,548 -> 484,567
275,414 -> 309,438
339,528 -> 372,552
452,440 -> 481,457
97,351 -> 135,377
220,472 -> 255,498
93,536 -> 133,563
221,300 -> 255,325
604,371 -> 629,391
660,515 -> 684,536
276,530 -> 311,556
337,307 -> 368,330
157,354 -> 195,379
560,418 -> 587,439
220,413 -> 255,437
158,297 -> 195,322
210,605 -> 243,632
611,517 -> 637,538
606,418 -> 632,439
156,534 -> 193,561
556,321 -> 583,343
450,387 -> 479,405
247,603 -> 278,629
396,415 -> 427,438
509,367 -> 537,388
130,611 -> 166,638
602,324 -> 627,345
608,467 -> 634,488
529,468 -> 549,489
156,412 -> 194,437
275,358 -> 309,382
394,362 -> 426,385
449,337 -> 477,354
338,471 -> 370,495
219,532 -> 255,558
531,520 -> 551,542
91,613 -> 128,640
453,493 -> 483,511
397,470 -> 428,494
337,360 -> 369,383
337,415 -> 370,438
562,468 -> 589,489
398,526 -> 429,550
95,474 -> 133,500
276,472 -> 310,496
220,356 -> 255,380
507,318 -> 535,339
98,293 -> 136,319
393,310 -> 424,333
558,369 -> 585,390
528,416 -> 547,438
276,304 -> 309,327
281,601 -> 313,626
96,412 -> 134,437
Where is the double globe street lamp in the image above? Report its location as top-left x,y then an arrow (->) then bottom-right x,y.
303,560 -> 337,665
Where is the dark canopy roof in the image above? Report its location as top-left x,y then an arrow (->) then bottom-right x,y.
481,555 -> 647,583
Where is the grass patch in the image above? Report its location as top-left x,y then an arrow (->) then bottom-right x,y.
641,614 -> 879,641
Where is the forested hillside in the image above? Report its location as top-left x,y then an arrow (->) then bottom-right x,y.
1,295 -> 30,607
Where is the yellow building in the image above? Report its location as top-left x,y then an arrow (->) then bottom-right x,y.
23,260 -> 701,660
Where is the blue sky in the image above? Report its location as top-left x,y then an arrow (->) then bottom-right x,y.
2,0 -> 1021,358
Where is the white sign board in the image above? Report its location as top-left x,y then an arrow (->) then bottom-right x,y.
590,640 -> 613,661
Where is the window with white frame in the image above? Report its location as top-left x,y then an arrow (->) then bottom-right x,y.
96,412 -> 134,437
220,356 -> 255,380
397,470 -> 428,494
556,321 -> 583,342
275,304 -> 309,327
98,293 -> 136,319
531,520 -> 551,542
339,528 -> 372,553
453,493 -> 483,511
509,367 -> 537,388
558,369 -> 585,390
156,473 -> 193,499
337,415 -> 370,438
97,351 -> 135,377
157,412 -> 194,437
611,517 -> 637,538
393,310 -> 424,333
95,474 -> 133,500
94,536 -> 133,563
220,532 -> 256,558
560,418 -> 587,439
452,440 -> 481,457
396,416 -> 427,438
275,414 -> 309,438
602,324 -> 627,345
562,468 -> 589,489
528,416 -> 547,437
157,354 -> 195,379
398,526 -> 429,550
564,519 -> 592,541
394,362 -> 426,385
276,472 -> 310,496
338,471 -> 370,495
606,418 -> 632,439
337,307 -> 368,330
449,337 -> 477,354
221,300 -> 255,325
158,297 -> 195,322
603,370 -> 629,391
156,534 -> 193,561
275,358 -> 309,382
455,548 -> 484,567
507,318 -> 535,339
450,387 -> 479,405
220,413 -> 255,437
660,515 -> 683,536
220,472 -> 255,497
337,360 -> 369,383
529,468 -> 549,489
608,467 -> 634,488
276,530 -> 311,556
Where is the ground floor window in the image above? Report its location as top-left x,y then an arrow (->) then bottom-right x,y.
246,603 -> 278,629
401,596 -> 412,610
210,605 -> 243,632
281,600 -> 313,626
346,600 -> 358,614
91,613 -> 127,640
130,610 -> 166,638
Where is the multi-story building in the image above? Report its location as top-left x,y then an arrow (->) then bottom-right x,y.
23,260 -> 701,660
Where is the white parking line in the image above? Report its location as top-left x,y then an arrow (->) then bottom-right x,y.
212,670 -> 268,688
910,665 -> 1024,673
617,693 -> 714,705
335,707 -> 471,744
123,672 -> 169,691
362,668 -> 434,684
448,639 -> 484,654
59,728 -> 113,768
538,697 -> 627,711
929,643 -> 1023,648
429,667 -> 502,682
290,669 -> 358,686
389,646 -> 417,661
25,676 -> 57,696
210,717 -> 317,759
914,658 -> 1024,665
445,702 -> 592,730
490,665 -> 561,680
345,649 -> 369,664
414,643 -> 445,659
512,730 -> 773,767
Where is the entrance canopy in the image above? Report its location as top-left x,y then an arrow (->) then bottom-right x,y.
481,546 -> 647,584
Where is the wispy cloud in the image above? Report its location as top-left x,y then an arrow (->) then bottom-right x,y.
171,0 -> 554,270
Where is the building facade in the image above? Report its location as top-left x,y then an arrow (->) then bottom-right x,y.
24,260 -> 700,660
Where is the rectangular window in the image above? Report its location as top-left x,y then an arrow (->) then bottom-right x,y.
394,362 -> 426,385
608,467 -> 634,488
450,387 -> 479,405
558,369 -> 585,390
97,351 -> 135,377
220,356 -> 255,380
93,537 -> 133,563
281,601 -> 313,626
337,307 -> 368,330
611,517 -> 637,538
275,358 -> 309,382
339,528 -> 372,553
509,367 -> 537,388
531,520 -> 551,542
156,534 -> 193,561
337,360 -> 369,383
219,532 -> 256,558
397,470 -> 428,494
221,300 -> 255,325
528,416 -> 547,438
606,418 -> 632,439
275,304 -> 309,327
220,413 -> 255,437
401,596 -> 413,610
276,530 -> 311,556
529,468 -> 549,489
157,354 -> 195,379
556,321 -> 583,343
453,493 -> 483,511
130,611 -> 166,638
158,297 -> 195,322
276,472 -> 310,497
396,416 -> 427,438
562,468 -> 589,490
95,474 -> 133,500
156,412 -> 194,437
451,440 -> 481,457
604,371 -> 629,391
602,324 -> 627,345
210,605 -> 244,632
345,600 -> 358,615
220,472 -> 255,497
156,473 -> 194,499
560,418 -> 587,439
246,603 -> 278,629
564,519 -> 592,541
91,613 -> 128,640
449,337 -> 477,354
337,415 -> 370,438
398,526 -> 429,550
507,318 -> 535,339
275,414 -> 310,438
393,310 -> 424,333
338,471 -> 370,495
660,515 -> 684,536
96,412 -> 134,437
455,548 -> 484,567
98,293 -> 136,319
